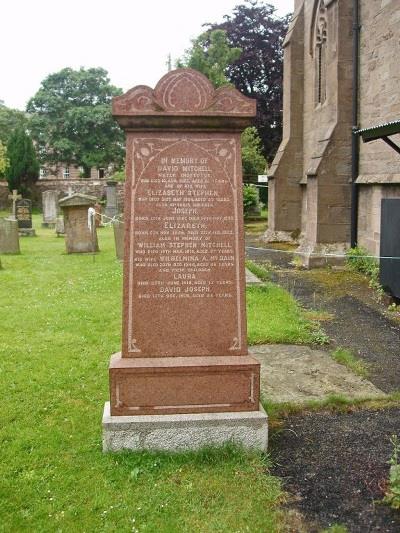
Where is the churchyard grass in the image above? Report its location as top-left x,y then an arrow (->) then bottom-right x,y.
331,347 -> 370,378
0,215 -> 297,532
247,284 -> 318,345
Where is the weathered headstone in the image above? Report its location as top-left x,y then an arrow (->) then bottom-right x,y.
42,190 -> 59,228
59,193 -> 99,253
102,69 -> 268,452
8,189 -> 21,219
105,180 -> 119,220
0,218 -> 20,254
94,202 -> 103,228
55,216 -> 65,237
15,199 -> 36,236
113,220 -> 124,260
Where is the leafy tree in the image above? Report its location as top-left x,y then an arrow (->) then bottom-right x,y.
178,29 -> 266,182
6,127 -> 39,193
0,103 -> 28,145
0,141 -> 9,178
26,67 -> 124,176
208,0 -> 291,161
243,184 -> 261,216
178,29 -> 241,88
241,126 -> 267,179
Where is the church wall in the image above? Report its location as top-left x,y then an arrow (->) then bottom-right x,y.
298,0 -> 352,264
357,0 -> 400,256
266,2 -> 304,239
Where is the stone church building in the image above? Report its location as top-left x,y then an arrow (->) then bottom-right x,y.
266,0 -> 400,266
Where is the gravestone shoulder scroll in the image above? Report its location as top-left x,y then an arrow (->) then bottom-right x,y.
102,69 -> 268,452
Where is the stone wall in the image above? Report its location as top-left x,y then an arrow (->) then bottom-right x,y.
266,2 -> 304,240
267,0 -> 353,265
0,179 -> 126,212
267,0 -> 400,264
358,185 -> 400,256
356,0 -> 400,255
358,0 -> 400,177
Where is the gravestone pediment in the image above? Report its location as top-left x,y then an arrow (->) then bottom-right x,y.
59,193 -> 97,208
112,69 -> 256,130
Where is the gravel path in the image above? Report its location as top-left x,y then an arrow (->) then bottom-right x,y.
245,232 -> 400,532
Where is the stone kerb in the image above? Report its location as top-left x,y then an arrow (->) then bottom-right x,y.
103,69 -> 267,452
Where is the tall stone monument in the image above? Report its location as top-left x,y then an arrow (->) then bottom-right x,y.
8,189 -> 21,219
42,190 -> 59,228
105,180 -> 119,220
102,69 -> 268,452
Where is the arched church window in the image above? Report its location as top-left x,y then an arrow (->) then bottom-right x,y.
315,8 -> 327,106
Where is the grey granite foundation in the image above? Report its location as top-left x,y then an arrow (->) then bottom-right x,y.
102,402 -> 268,452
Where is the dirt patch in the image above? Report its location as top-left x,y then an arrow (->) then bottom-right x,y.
250,344 -> 384,404
271,270 -> 400,394
270,408 -> 400,533
245,239 -> 400,393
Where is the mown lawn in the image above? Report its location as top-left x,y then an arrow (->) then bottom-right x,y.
0,217 -> 297,532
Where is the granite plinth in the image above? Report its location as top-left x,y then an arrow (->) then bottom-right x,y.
109,352 -> 260,416
102,401 -> 268,452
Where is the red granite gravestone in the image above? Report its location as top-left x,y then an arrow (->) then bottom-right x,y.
103,69 -> 268,451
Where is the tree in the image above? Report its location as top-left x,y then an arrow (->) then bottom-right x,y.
0,103 -> 28,145
6,127 -> 39,193
26,67 -> 124,176
178,29 -> 266,181
0,141 -> 9,178
208,0 -> 291,161
178,29 -> 241,88
241,126 -> 267,179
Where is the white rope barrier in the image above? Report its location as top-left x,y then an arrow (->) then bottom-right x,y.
88,209 -> 399,262
246,245 -> 400,261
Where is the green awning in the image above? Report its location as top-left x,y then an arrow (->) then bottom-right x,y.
355,119 -> 400,154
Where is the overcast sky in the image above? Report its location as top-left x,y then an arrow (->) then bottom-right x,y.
1,0 -> 293,111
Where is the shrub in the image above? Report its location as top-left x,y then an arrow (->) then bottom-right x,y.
346,246 -> 383,295
109,170 -> 125,182
243,184 -> 260,217
383,435 -> 400,509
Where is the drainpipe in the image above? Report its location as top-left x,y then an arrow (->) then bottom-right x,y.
350,0 -> 360,248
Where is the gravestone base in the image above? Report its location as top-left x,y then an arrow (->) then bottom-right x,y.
102,401 -> 268,452
19,228 -> 36,237
42,222 -> 56,229
109,353 -> 261,416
